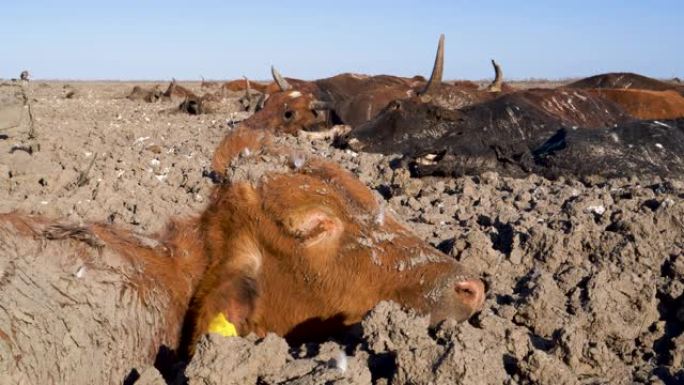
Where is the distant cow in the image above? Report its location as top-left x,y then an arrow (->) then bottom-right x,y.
333,88 -> 684,179
178,80 -> 259,115
585,89 -> 684,120
162,78 -> 199,101
221,77 -> 273,94
126,85 -> 163,103
200,76 -> 220,89
2,129 -> 485,383
566,72 -> 684,96
236,34 -> 507,135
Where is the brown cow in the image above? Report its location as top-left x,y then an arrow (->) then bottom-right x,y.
178,79 -> 259,115
221,77 -> 273,94
235,35 -> 507,135
2,128 -> 485,383
586,89 -> 684,120
162,78 -> 199,101
126,84 -> 163,103
566,72 -> 684,96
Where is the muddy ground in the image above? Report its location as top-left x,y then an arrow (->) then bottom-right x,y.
0,81 -> 682,385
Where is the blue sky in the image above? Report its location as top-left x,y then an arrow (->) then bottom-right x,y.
2,1 -> 682,80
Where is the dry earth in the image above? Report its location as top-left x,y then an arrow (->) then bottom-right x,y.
1,81 -> 682,385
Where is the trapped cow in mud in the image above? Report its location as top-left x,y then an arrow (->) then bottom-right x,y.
200,76 -> 220,89
162,78 -> 198,101
126,85 -> 163,103
337,89 -> 684,179
566,72 -> 684,96
583,89 -> 684,120
177,80 -> 259,115
1,129 -> 485,384
236,34 -> 507,136
221,77 -> 275,94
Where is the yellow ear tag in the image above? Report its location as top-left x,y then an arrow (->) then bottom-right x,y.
208,313 -> 238,337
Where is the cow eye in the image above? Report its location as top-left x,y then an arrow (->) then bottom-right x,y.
283,109 -> 296,121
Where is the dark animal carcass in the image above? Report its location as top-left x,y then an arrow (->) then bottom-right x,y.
337,89 -> 684,179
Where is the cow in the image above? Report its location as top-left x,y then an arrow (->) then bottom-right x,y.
566,72 -> 684,96
162,78 -> 199,101
221,77 -> 274,94
585,89 -> 684,120
530,118 -> 684,179
200,76 -> 221,89
2,128 -> 485,383
230,34 -> 506,137
333,88 -> 684,179
178,78 -> 260,115
126,84 -> 163,103
178,91 -> 222,115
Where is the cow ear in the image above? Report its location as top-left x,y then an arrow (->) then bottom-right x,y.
285,208 -> 343,248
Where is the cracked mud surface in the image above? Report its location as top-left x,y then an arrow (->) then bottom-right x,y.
1,82 -> 682,384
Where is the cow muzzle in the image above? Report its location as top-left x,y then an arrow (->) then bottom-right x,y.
427,273 -> 486,324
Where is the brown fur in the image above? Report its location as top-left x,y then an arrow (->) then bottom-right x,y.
222,78 -> 272,93
194,129 -> 485,350
0,212 -> 206,361
211,127 -> 273,174
4,129 -> 486,364
567,72 -> 684,96
162,79 -> 198,101
586,89 -> 684,120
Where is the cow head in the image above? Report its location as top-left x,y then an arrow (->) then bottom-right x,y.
189,128 -> 485,349
235,66 -> 336,134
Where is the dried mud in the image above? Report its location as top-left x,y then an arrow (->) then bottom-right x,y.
1,82 -> 682,384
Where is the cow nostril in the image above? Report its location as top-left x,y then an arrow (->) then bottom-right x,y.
454,279 -> 485,312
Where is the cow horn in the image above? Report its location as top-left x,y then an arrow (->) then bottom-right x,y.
486,59 -> 503,92
243,76 -> 252,103
271,66 -> 292,91
421,34 -> 445,95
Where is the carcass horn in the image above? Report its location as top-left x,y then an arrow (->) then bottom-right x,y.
486,59 -> 503,92
421,34 -> 445,95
